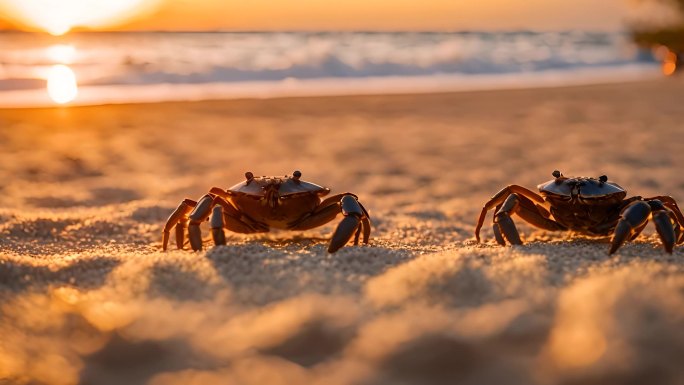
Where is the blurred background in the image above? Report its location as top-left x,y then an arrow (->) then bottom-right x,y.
0,0 -> 682,107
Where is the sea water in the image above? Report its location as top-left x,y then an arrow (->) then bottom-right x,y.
0,31 -> 660,107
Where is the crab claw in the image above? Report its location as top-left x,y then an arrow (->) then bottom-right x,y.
329,216 -> 361,253
652,210 -> 676,253
328,195 -> 365,253
610,201 -> 651,254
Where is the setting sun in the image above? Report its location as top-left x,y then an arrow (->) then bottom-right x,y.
47,64 -> 78,104
0,0 -> 629,33
0,0 -> 160,35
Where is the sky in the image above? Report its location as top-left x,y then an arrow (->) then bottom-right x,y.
0,0 -> 633,33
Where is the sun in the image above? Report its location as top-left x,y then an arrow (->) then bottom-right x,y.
0,0 -> 161,35
47,65 -> 78,104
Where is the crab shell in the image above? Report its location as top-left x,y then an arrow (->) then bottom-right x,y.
225,174 -> 331,229
537,176 -> 627,203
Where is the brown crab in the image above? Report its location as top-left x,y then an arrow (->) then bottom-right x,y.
476,171 -> 684,253
162,171 -> 371,253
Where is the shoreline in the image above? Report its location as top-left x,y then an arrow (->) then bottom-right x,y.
0,64 -> 662,109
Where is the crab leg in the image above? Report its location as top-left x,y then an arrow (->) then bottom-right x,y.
176,220 -> 187,249
646,196 -> 684,226
476,185 -> 546,242
488,192 -> 564,246
359,202 -> 372,244
214,196 -> 269,233
491,203 -> 506,245
209,187 -> 229,198
353,225 -> 363,245
187,194 -> 215,251
290,193 -> 370,243
493,195 -> 523,245
211,205 -> 226,246
513,195 -> 564,230
162,199 -> 197,251
288,194 -> 351,230
288,193 -> 371,252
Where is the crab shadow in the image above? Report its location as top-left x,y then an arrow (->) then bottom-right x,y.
203,240 -> 416,306
0,256 -> 122,300
147,261 -> 221,302
504,235 -> 684,283
0,213 -> 153,257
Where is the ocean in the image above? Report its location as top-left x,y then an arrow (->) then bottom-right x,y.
0,31 -> 660,107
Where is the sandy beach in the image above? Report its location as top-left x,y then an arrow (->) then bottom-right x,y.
3,78 -> 684,385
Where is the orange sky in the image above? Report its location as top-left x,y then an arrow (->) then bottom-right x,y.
0,0 -> 631,32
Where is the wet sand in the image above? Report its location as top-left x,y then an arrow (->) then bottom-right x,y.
2,78 -> 684,384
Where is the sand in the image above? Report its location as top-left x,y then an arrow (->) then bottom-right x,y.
2,79 -> 684,385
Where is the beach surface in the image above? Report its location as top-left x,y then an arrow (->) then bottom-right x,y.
2,79 -> 684,385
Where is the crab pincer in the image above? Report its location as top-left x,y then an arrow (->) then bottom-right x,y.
610,200 -> 677,254
328,195 -> 371,253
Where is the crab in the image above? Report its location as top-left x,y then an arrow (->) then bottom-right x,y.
162,171 -> 371,253
475,171 -> 684,253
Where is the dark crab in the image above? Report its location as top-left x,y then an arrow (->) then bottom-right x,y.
162,171 -> 371,253
476,171 -> 684,253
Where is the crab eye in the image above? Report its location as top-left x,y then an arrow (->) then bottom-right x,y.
293,170 -> 302,180
599,175 -> 608,183
552,170 -> 562,178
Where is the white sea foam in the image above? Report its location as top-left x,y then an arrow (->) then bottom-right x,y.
0,64 -> 661,108
0,31 -> 661,107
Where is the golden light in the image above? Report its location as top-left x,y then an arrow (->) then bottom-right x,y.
0,0 -> 161,35
653,45 -> 679,76
47,65 -> 78,104
662,52 -> 678,77
46,45 -> 76,64
547,325 -> 608,369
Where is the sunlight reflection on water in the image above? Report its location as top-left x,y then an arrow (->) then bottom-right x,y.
46,44 -> 76,64
44,44 -> 79,104
47,64 -> 78,104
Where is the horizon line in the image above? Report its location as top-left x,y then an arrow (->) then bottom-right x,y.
0,28 -> 628,34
